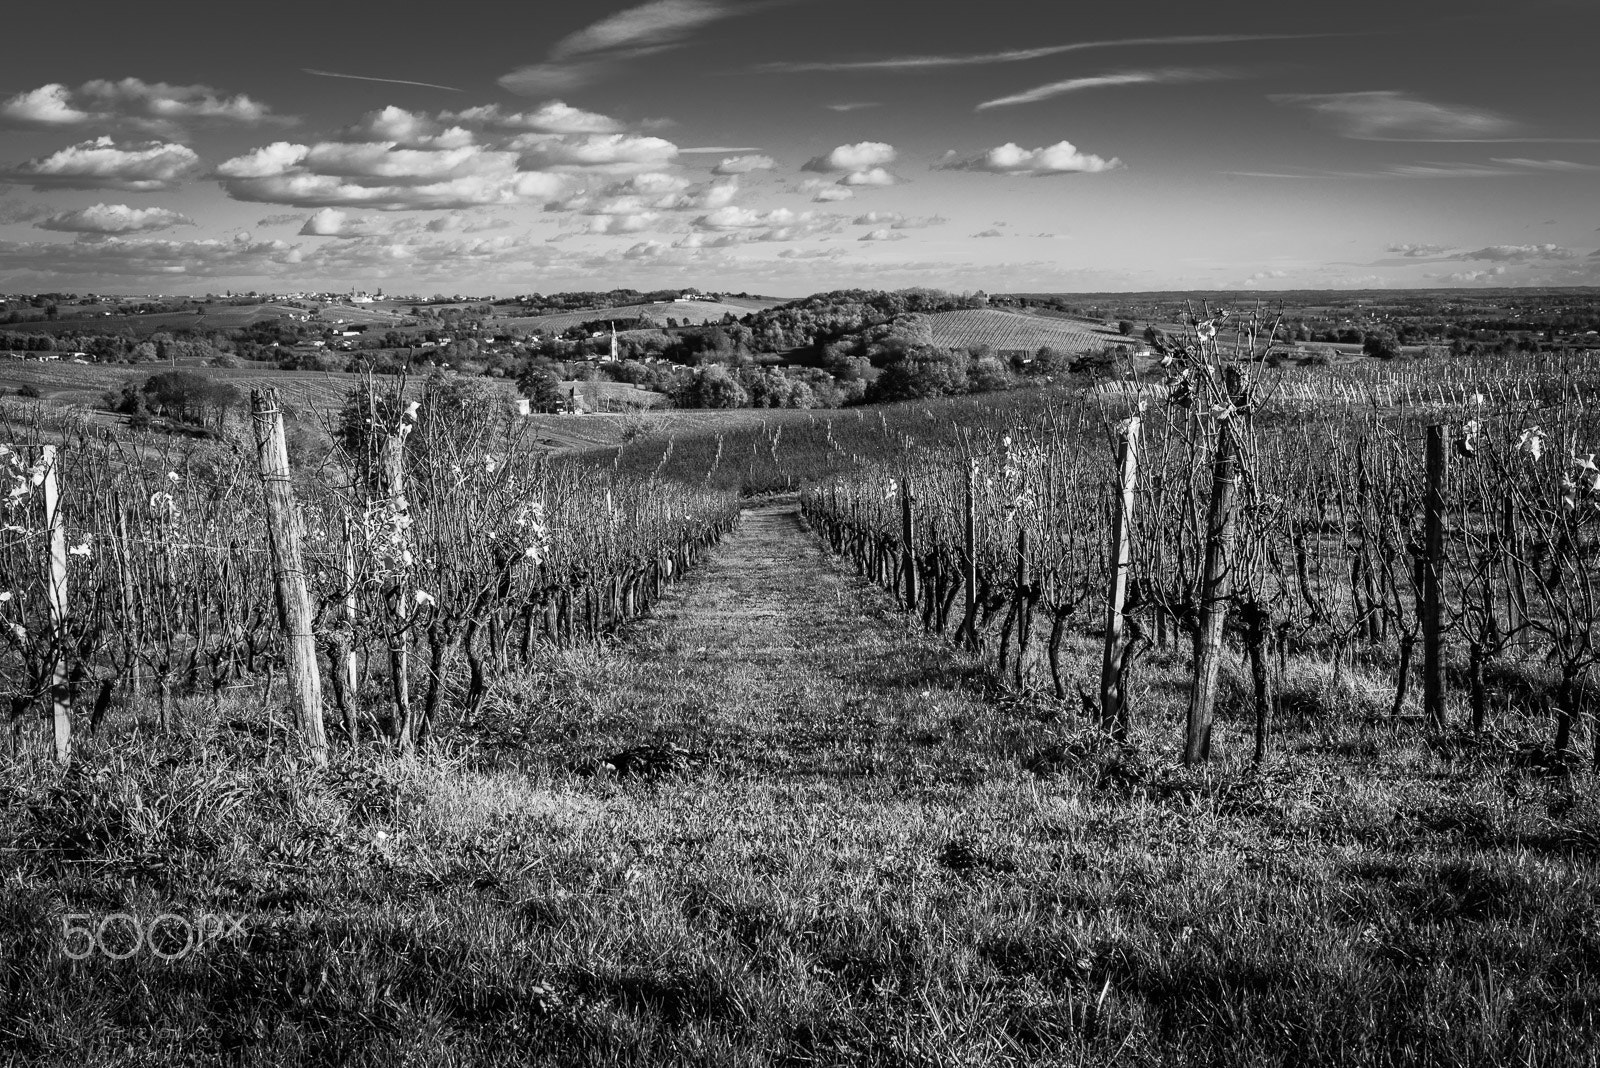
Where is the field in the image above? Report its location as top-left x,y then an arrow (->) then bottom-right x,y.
925,308 -> 1120,354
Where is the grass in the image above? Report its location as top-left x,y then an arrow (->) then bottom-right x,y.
3,502 -> 1599,1065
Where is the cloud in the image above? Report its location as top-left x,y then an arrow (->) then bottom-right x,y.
1450,244 -> 1578,262
0,234 -> 306,278
937,141 -> 1120,176
1488,158 -> 1600,172
1387,243 -> 1449,257
0,137 -> 202,191
216,134 -> 579,210
838,166 -> 896,187
1,79 -> 283,136
757,33 -> 1334,73
859,228 -> 907,242
36,203 -> 194,234
972,228 -> 1004,238
849,211 -> 945,229
713,154 -> 775,175
977,67 -> 1239,110
694,205 -> 808,230
802,141 -> 896,174
424,211 -> 507,234
0,199 -> 54,225
517,133 -> 679,171
0,84 -> 93,126
1268,91 -> 1516,141
826,102 -> 879,112
304,69 -> 462,92
256,212 -> 308,227
810,186 -> 854,202
499,0 -> 749,94
1430,265 -> 1510,284
442,101 -> 623,134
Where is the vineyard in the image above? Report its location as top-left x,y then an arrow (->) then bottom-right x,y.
804,316 -> 1600,766
0,378 -> 739,765
925,308 -> 1115,355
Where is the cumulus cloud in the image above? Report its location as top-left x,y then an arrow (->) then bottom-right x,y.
424,211 -> 506,234
713,154 -> 775,175
297,208 -> 402,237
1430,265 -> 1511,283
218,138 -> 572,210
36,203 -> 194,234
810,186 -> 854,202
1450,244 -> 1578,262
442,101 -> 623,134
256,212 -> 308,227
838,167 -> 896,187
1387,242 -> 1449,257
517,133 -> 678,171
937,141 -> 1120,176
972,228 -> 1003,238
0,79 -> 283,135
802,141 -> 896,173
859,228 -> 907,242
1268,91 -> 1517,141
499,0 -> 750,94
0,137 -> 202,191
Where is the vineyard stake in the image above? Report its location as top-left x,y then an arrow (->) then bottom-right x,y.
958,462 -> 979,650
1100,416 -> 1140,739
1422,423 -> 1448,731
40,446 -> 71,766
250,388 -> 329,767
1186,396 -> 1243,765
901,474 -> 918,610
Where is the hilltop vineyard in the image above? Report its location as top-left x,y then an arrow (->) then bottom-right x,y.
0,380 -> 740,764
804,317 -> 1600,764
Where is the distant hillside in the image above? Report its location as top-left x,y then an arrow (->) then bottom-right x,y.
926,309 -> 1117,355
501,298 -> 781,335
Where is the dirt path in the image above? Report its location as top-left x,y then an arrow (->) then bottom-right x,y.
537,500 -> 1031,785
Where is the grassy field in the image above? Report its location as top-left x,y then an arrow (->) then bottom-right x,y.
2,502 -> 1596,1066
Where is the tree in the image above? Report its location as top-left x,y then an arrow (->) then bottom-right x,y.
517,366 -> 565,412
1362,329 -> 1401,360
679,365 -> 747,409
1118,319 -> 1134,337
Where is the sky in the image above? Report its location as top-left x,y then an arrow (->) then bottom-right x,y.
0,0 -> 1595,297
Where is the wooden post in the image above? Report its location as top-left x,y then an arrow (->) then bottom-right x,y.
901,475 -> 918,610
339,511 -> 360,747
39,446 -> 71,766
1422,424 -> 1447,731
250,389 -> 328,766
958,463 -> 979,650
1101,417 -> 1140,740
378,426 -> 414,753
1185,408 -> 1241,765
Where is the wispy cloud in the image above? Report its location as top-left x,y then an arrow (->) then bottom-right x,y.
977,67 -> 1240,110
826,102 -> 880,112
756,33 -> 1333,73
500,0 -> 754,94
1268,91 -> 1514,141
1228,158 -> 1592,180
303,69 -> 462,92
